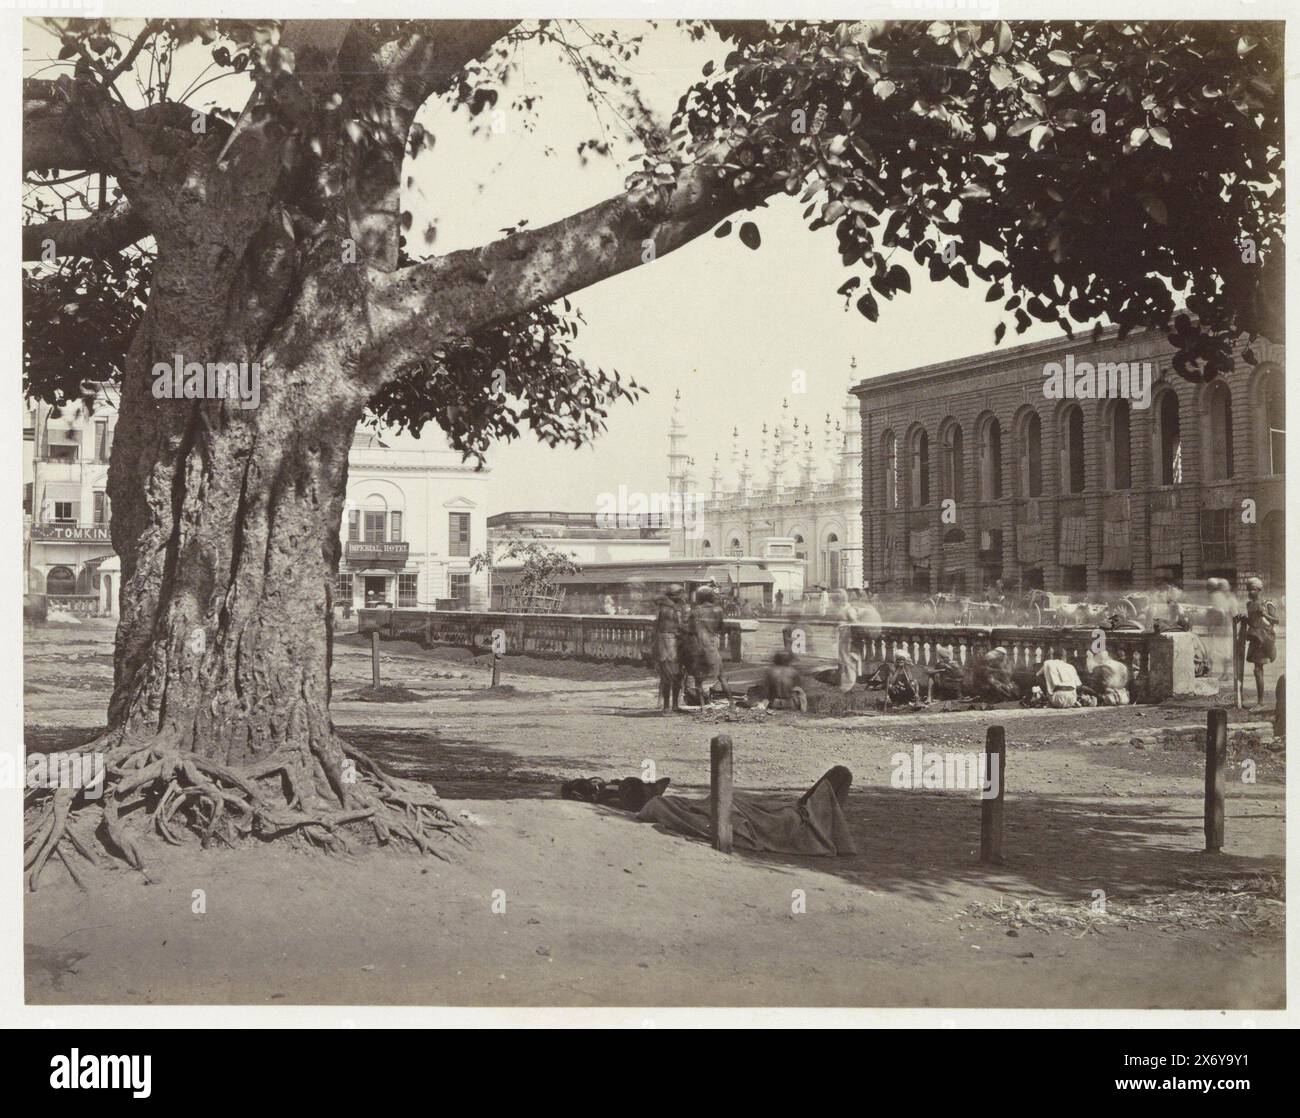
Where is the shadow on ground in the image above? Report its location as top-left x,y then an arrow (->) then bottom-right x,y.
593,781 -> 1286,907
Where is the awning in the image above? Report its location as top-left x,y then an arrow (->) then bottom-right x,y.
705,564 -> 774,585
352,568 -> 397,577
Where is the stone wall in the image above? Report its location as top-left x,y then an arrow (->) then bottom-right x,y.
357,609 -> 759,665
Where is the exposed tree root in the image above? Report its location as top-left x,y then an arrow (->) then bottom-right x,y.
23,731 -> 463,891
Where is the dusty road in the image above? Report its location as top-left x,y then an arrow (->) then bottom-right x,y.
24,621 -> 1286,1009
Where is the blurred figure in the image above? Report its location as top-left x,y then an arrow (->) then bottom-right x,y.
1206,577 -> 1238,681
973,646 -> 1020,702
1092,649 -> 1131,705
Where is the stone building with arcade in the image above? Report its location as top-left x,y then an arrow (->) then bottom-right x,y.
853,328 -> 1285,596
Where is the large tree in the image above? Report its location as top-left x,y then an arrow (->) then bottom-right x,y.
22,17 -> 1281,885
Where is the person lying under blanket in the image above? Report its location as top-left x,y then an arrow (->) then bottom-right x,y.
635,766 -> 856,856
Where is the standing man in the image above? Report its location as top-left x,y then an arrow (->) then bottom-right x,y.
1241,576 -> 1277,707
684,586 -> 730,707
652,584 -> 687,713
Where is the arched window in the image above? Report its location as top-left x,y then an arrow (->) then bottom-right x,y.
1155,390 -> 1182,485
1261,371 -> 1285,475
824,532 -> 843,589
727,536 -> 742,557
1204,381 -> 1234,481
907,428 -> 930,507
46,566 -> 76,595
1105,400 -> 1132,490
700,539 -> 711,553
939,421 -> 964,503
1060,404 -> 1085,494
1017,411 -> 1043,498
882,432 -> 898,510
978,417 -> 1002,501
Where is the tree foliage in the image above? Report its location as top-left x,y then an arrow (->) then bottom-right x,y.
678,19 -> 1283,379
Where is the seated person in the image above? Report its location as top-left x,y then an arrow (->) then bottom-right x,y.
1092,650 -> 1131,705
763,650 -> 807,711
1037,656 -> 1083,708
925,645 -> 965,701
859,659 -> 891,690
884,651 -> 922,707
972,647 -> 1020,702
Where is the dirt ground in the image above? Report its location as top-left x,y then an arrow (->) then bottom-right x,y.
24,620 -> 1286,1009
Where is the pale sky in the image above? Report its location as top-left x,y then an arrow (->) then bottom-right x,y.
24,18 -> 1065,513
402,20 -> 1064,511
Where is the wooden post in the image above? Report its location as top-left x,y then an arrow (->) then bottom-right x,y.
1204,708 -> 1227,852
1274,674 -> 1285,738
491,655 -> 501,687
710,734 -> 734,854
979,725 -> 1006,865
1232,617 -> 1245,710
371,630 -> 381,689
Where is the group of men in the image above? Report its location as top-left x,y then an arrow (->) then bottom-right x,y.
863,644 -> 1132,710
651,584 -> 730,712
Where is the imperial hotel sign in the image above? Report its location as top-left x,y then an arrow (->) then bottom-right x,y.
853,328 -> 1284,596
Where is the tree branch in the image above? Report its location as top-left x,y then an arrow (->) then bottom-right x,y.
364,150 -> 761,386
22,198 -> 148,261
338,19 -> 520,271
23,80 -> 99,173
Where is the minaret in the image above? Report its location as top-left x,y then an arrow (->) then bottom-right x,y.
739,448 -> 752,501
771,399 -> 789,489
841,358 -> 861,487
710,452 -> 721,501
823,413 -> 835,482
667,388 -> 688,555
801,437 -> 816,487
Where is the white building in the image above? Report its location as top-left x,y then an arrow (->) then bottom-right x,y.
339,428 -> 491,611
486,510 -> 672,567
23,390 -> 491,616
668,361 -> 864,592
24,391 -> 118,614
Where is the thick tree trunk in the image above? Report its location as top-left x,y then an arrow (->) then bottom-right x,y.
108,281 -> 365,770
23,255 -> 458,890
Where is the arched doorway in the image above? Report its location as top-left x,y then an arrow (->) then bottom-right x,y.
822,531 -> 842,590
46,566 -> 76,596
